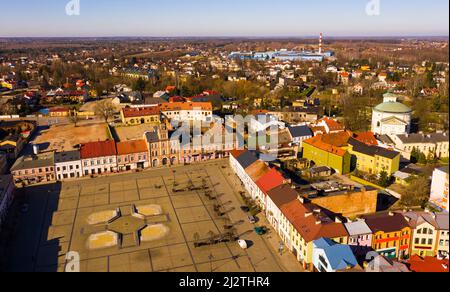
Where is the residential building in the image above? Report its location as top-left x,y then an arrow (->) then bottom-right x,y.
287,125 -> 313,151
268,107 -> 320,124
348,137 -> 401,176
344,220 -> 373,247
364,254 -> 410,272
160,102 -> 213,122
265,184 -> 300,248
281,197 -> 348,271
435,213 -> 449,258
314,117 -> 345,134
80,140 -> 118,176
256,168 -> 288,211
363,212 -> 411,260
313,238 -> 359,272
302,135 -> 352,174
229,150 -> 259,188
54,150 -> 82,181
371,93 -> 412,136
120,106 -> 160,126
0,134 -> 25,160
402,211 -> 439,257
116,140 -> 149,171
145,125 -> 176,167
430,166 -> 449,212
300,183 -> 379,218
10,152 -> 56,185
243,160 -> 270,202
0,175 -> 15,229
389,132 -> 449,160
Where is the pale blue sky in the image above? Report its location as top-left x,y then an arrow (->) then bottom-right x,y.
0,0 -> 448,37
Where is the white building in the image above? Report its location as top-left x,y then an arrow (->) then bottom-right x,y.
371,93 -> 412,136
0,175 -> 15,229
160,102 -> 213,123
430,166 -> 449,212
54,151 -> 83,181
80,141 -> 118,176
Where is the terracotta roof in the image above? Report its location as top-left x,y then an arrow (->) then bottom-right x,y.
116,140 -> 148,155
80,140 -> 117,159
352,131 -> 378,146
321,131 -> 352,147
159,101 -> 212,111
303,135 -> 348,157
281,199 -> 348,243
407,255 -> 449,273
245,160 -> 270,182
122,106 -> 160,118
256,168 -> 286,194
319,117 -> 345,132
230,149 -> 246,159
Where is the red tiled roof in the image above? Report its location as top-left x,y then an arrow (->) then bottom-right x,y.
281,200 -> 348,243
353,131 -> 378,146
165,86 -> 177,92
50,107 -> 69,113
303,135 -> 348,157
159,101 -> 212,111
256,168 -> 286,194
230,149 -> 246,159
407,255 -> 449,273
80,140 -> 117,159
116,140 -> 148,155
318,117 -> 345,132
168,96 -> 186,102
122,106 -> 160,118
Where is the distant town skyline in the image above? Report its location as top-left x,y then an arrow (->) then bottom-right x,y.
0,0 -> 449,37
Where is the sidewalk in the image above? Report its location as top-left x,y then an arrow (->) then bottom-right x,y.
218,162 -> 304,272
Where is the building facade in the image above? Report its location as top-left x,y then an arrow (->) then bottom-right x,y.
363,212 -> 411,260
10,153 -> 56,185
430,166 -> 449,212
0,175 -> 15,229
303,136 -> 352,174
116,140 -> 149,171
348,138 -> 401,176
120,106 -> 160,126
54,150 -> 83,181
80,140 -> 118,176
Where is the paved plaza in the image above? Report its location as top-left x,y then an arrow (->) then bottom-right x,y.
3,160 -> 303,272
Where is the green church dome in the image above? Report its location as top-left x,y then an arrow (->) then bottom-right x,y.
374,102 -> 412,114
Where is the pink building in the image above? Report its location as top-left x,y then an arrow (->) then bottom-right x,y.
116,140 -> 149,171
345,220 -> 373,247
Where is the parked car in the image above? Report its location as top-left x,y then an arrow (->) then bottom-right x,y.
248,216 -> 257,224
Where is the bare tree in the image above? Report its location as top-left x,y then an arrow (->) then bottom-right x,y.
68,109 -> 80,127
94,100 -> 116,123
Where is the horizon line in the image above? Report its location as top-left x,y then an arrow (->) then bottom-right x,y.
1,34 -> 449,39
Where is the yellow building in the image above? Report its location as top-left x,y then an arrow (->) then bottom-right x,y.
348,138 -> 400,176
363,212 -> 411,260
281,198 -> 348,271
403,212 -> 440,258
120,106 -> 161,126
302,135 -> 352,175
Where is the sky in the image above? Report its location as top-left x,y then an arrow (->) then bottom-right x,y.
0,0 -> 448,37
